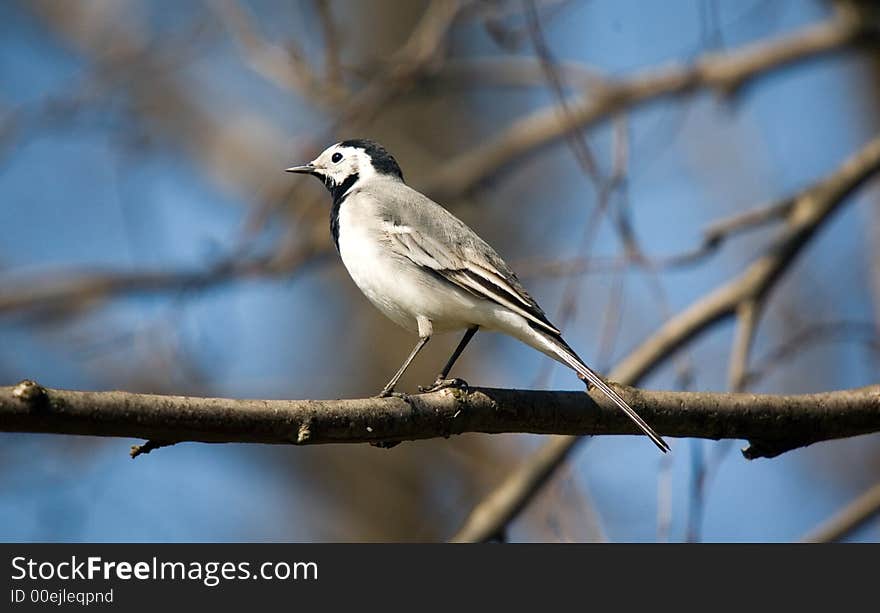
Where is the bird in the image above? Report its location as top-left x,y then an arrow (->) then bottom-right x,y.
286,139 -> 669,453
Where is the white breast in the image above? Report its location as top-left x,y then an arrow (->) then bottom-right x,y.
335,190 -> 499,337
336,197 -> 422,333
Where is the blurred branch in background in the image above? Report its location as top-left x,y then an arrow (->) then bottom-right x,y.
800,482 -> 880,543
3,379 -> 879,458
3,4 -> 873,326
0,249 -> 326,323
743,321 -> 880,389
452,132 -> 880,542
424,6 -> 878,199
0,4 -> 871,325
0,193 -> 805,324
26,0 -> 289,204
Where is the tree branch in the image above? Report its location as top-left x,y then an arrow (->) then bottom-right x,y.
2,379 -> 878,457
425,11 -> 876,198
0,246 -> 325,322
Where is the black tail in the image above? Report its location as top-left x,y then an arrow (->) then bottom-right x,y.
548,336 -> 669,453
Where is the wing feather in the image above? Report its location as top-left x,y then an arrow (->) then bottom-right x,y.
384,222 -> 560,336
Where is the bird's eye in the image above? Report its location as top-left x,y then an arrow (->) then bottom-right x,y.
331,152 -> 343,163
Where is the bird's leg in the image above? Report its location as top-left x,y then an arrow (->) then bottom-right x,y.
377,336 -> 430,398
419,326 -> 478,393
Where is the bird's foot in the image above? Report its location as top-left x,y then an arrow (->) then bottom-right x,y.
375,388 -> 411,400
577,373 -> 594,391
418,377 -> 469,393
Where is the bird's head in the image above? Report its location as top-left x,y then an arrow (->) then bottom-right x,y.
286,139 -> 404,194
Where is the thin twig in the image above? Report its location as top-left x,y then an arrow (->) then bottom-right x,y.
743,321 -> 880,388
523,0 -> 601,184
425,11 -> 874,199
501,194 -> 802,280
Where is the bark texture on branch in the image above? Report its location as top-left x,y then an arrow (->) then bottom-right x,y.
2,380 -> 879,459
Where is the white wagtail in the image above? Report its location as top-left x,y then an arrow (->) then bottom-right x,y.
287,139 -> 668,452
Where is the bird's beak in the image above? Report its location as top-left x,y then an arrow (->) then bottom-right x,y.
285,163 -> 317,175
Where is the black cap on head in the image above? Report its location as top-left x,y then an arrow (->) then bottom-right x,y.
339,139 -> 404,181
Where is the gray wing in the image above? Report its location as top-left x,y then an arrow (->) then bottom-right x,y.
371,182 -> 561,336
